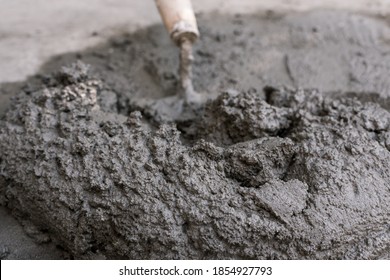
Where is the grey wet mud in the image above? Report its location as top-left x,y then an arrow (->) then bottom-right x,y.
0,10 -> 390,259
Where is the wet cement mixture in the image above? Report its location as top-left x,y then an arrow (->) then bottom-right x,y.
1,10 -> 390,259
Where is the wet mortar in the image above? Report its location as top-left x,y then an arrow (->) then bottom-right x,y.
0,10 -> 390,259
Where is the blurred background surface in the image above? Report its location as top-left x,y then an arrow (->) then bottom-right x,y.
1,0 -> 390,83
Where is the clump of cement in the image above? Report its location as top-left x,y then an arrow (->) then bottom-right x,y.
2,10 -> 390,259
1,60 -> 389,259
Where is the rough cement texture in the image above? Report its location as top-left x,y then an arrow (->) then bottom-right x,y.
1,10 -> 390,259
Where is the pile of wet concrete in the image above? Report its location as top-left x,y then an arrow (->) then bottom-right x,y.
0,10 -> 389,259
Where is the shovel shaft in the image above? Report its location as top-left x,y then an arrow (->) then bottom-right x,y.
155,0 -> 199,45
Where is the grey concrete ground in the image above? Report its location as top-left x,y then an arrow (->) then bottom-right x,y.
1,0 -> 390,83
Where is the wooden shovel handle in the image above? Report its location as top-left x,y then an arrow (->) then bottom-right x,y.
155,0 -> 199,45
